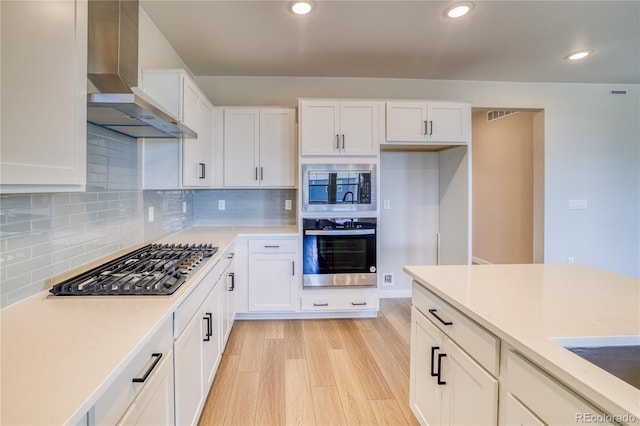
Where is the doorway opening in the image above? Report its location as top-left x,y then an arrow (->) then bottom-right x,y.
471,108 -> 545,264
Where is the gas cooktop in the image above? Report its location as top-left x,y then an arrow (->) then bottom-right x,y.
49,243 -> 218,296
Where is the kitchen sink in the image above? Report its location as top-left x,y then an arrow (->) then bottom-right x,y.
552,336 -> 640,390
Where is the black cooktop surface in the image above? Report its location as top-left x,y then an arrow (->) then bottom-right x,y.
49,243 -> 218,296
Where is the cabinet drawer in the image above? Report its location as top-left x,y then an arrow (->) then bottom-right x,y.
249,238 -> 297,254
412,282 -> 499,376
94,316 -> 173,425
300,294 -> 379,311
506,350 -> 615,425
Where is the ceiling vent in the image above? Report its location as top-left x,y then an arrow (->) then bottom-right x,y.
487,110 -> 519,122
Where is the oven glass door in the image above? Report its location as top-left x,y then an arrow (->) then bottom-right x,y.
303,230 -> 376,287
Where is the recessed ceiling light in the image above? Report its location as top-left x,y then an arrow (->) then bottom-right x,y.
445,2 -> 474,18
565,49 -> 593,61
290,0 -> 314,15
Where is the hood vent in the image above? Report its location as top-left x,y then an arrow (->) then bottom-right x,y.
86,0 -> 196,139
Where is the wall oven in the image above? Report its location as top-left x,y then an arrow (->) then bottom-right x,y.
302,218 -> 377,288
302,163 -> 376,212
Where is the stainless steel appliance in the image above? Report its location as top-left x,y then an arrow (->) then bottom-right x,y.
49,244 -> 217,296
302,163 -> 376,212
303,218 -> 377,288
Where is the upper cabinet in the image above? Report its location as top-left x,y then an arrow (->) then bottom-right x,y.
141,69 -> 213,189
385,101 -> 471,145
222,107 -> 296,188
0,0 -> 88,193
300,100 -> 381,156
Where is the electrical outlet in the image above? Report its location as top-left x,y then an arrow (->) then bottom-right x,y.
568,257 -> 575,264
382,273 -> 394,286
383,200 -> 391,210
218,200 -> 225,210
148,206 -> 154,223
568,199 -> 588,210
182,201 -> 187,214
285,200 -> 292,211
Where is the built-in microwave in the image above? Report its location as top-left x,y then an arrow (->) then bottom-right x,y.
302,163 -> 377,212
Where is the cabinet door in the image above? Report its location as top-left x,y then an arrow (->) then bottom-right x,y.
182,76 -> 201,133
385,101 -> 428,142
174,308 -> 205,426
442,337 -> 499,425
259,108 -> 296,187
202,283 -> 221,391
223,109 -> 260,187
221,264 -> 236,349
116,350 -> 175,426
426,102 -> 470,143
1,0 -> 87,191
504,393 -> 544,426
339,101 -> 379,155
410,307 -> 444,425
183,98 -> 212,187
248,254 -> 296,312
300,100 -> 340,155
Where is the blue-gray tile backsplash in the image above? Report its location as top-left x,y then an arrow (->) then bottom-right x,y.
0,125 -> 297,308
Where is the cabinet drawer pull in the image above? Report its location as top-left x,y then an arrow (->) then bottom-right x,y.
132,353 -> 162,383
341,134 -> 345,149
427,120 -> 433,136
264,245 -> 280,249
198,163 -> 206,179
255,167 -> 259,181
336,134 -> 340,149
430,346 -> 440,377
429,308 -> 453,326
436,353 -> 447,385
424,120 -> 428,135
226,253 -> 235,259
313,303 -> 329,307
228,272 -> 235,291
292,260 -> 295,276
260,166 -> 264,181
203,313 -> 213,341
351,302 -> 367,306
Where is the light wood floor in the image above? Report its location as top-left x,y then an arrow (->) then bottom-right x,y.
198,298 -> 419,426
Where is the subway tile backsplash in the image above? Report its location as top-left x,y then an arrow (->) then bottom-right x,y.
1,124 -> 298,308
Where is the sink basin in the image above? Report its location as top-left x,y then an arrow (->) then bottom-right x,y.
552,336 -> 640,390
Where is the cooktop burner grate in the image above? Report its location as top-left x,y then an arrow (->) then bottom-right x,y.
49,243 -> 218,296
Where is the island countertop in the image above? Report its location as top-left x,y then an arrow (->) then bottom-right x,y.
404,263 -> 640,423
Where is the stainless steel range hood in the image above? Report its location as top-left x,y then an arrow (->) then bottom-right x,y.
87,0 -> 196,139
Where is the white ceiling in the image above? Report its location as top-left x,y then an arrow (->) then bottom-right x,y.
140,1 -> 640,84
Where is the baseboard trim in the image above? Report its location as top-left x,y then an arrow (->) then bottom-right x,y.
472,256 -> 492,265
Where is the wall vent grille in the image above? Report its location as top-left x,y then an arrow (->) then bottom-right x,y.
487,110 -> 519,122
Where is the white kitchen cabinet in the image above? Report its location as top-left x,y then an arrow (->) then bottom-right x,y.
182,97 -> 213,187
222,108 -> 296,188
141,69 -> 214,189
202,278 -> 222,393
300,292 -> 379,312
220,253 -> 237,349
504,350 -> 616,426
411,283 -> 499,426
116,348 -> 175,426
0,0 -> 87,193
248,238 -> 298,312
299,99 -> 381,156
93,317 -> 173,426
385,101 -> 471,145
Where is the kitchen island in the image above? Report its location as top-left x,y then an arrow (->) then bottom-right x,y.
404,264 -> 640,425
0,225 -> 296,425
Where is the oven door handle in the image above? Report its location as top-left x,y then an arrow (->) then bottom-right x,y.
304,229 -> 375,236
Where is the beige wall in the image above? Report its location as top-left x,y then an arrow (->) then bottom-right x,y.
472,111 -> 535,264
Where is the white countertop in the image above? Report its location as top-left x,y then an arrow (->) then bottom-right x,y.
404,264 -> 640,422
0,225 -> 297,425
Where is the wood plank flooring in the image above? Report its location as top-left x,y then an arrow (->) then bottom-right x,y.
198,298 -> 418,426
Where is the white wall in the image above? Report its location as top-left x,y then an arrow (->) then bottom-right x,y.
379,152 -> 439,297
197,76 -> 640,278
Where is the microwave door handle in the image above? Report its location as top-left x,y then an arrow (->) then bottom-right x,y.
304,229 -> 375,236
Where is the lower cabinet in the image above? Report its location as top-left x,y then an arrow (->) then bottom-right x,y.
93,317 -> 174,426
410,306 -> 498,425
248,238 -> 298,312
220,254 -> 236,349
116,349 -> 175,425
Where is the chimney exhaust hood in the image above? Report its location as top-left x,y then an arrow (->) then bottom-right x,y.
87,0 -> 197,139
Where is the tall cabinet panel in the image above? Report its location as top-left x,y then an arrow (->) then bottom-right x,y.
1,0 -> 87,192
223,108 -> 260,187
